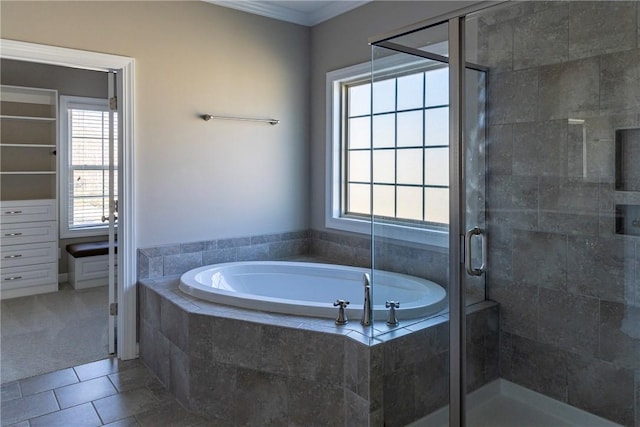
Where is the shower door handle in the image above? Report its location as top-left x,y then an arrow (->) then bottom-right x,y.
464,227 -> 486,276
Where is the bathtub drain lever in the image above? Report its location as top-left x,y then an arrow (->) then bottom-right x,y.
334,299 -> 350,325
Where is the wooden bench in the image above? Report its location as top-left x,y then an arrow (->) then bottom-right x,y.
66,241 -> 117,289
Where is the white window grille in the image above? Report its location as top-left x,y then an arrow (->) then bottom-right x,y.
326,60 -> 449,247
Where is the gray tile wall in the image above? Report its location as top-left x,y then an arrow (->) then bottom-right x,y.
310,229 -> 467,295
137,230 -> 310,280
139,228 -> 454,297
138,279 -> 499,426
310,229 -> 488,305
477,2 -> 640,426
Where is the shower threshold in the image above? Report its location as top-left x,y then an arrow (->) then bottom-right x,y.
409,379 -> 622,427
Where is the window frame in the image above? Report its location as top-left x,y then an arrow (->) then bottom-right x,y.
59,95 -> 116,238
325,59 -> 449,248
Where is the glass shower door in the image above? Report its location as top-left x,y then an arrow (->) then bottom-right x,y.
369,16 -> 489,427
371,2 -> 639,426
370,21 -> 456,426
464,3 -> 639,426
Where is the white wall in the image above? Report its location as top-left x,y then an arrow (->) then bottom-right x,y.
309,1 -> 479,231
1,1 -> 310,248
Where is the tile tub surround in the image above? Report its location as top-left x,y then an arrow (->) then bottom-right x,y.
137,230 -> 311,281
138,278 -> 498,426
309,230 -> 450,289
138,229 -> 455,291
477,1 -> 640,426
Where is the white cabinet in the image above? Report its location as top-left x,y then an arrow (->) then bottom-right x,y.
0,200 -> 58,298
1,84 -> 59,299
1,242 -> 57,269
1,263 -> 57,295
0,199 -> 57,224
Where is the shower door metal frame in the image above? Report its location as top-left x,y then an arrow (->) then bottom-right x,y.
369,4 -> 494,426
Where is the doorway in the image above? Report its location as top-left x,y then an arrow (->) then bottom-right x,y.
0,59 -> 114,381
0,39 -> 137,369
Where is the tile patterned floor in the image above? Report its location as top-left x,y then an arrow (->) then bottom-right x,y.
0,357 -> 210,427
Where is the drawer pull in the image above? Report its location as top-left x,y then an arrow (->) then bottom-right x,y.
4,233 -> 23,237
4,276 -> 23,281
4,211 -> 23,214
4,254 -> 22,259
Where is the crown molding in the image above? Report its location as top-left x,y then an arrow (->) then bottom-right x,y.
204,1 -> 370,26
307,1 -> 369,26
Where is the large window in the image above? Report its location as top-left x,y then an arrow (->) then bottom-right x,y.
326,61 -> 449,246
59,96 -> 117,238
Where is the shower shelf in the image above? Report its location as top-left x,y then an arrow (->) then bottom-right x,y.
615,128 -> 640,192
614,128 -> 640,237
615,203 -> 640,237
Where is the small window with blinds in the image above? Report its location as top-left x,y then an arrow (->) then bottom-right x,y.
59,96 -> 118,238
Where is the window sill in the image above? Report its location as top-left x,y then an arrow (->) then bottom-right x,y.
60,226 -> 116,240
325,215 -> 449,249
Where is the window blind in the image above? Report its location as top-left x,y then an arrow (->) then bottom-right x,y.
67,108 -> 118,230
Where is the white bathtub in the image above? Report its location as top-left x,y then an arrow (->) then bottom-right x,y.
179,261 -> 447,321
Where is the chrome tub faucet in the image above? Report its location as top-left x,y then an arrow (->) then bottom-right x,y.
361,273 -> 372,326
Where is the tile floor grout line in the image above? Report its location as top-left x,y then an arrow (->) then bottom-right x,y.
106,372 -> 119,393
51,384 -> 62,412
91,399 -> 107,426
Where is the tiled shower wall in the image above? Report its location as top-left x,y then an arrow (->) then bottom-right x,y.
476,2 -> 640,426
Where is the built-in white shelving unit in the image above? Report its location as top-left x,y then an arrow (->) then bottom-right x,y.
1,85 -> 59,298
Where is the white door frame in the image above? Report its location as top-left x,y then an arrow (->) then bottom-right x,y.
1,39 -> 138,360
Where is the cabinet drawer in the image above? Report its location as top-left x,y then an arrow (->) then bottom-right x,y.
1,262 -> 57,291
0,199 -> 56,224
1,241 -> 57,268
1,221 -> 57,245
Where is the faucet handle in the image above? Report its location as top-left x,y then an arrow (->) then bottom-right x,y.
334,299 -> 350,325
385,301 -> 400,326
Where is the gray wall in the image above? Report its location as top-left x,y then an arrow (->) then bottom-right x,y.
474,2 -> 640,426
1,59 -> 107,98
1,59 -> 109,275
1,1 -> 310,248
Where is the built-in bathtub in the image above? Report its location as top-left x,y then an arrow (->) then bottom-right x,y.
179,261 -> 448,320
139,260 -> 499,426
